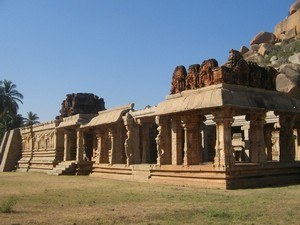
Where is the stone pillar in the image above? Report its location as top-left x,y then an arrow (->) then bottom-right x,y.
247,112 -> 267,163
108,128 -> 116,165
264,123 -> 274,161
76,129 -> 84,162
94,133 -> 102,164
181,115 -> 205,166
123,114 -> 134,166
63,131 -> 71,161
171,117 -> 183,165
155,116 -> 170,166
200,123 -> 207,162
241,123 -> 250,162
278,113 -> 296,162
212,109 -> 234,170
101,132 -> 109,163
294,127 -> 300,161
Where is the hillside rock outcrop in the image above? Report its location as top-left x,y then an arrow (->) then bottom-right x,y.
239,1 -> 300,98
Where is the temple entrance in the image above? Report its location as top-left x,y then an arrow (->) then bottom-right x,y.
149,124 -> 158,164
69,131 -> 77,160
84,133 -> 94,161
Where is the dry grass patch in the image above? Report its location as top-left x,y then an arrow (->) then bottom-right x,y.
0,172 -> 300,225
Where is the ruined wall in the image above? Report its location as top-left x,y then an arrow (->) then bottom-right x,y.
59,93 -> 105,118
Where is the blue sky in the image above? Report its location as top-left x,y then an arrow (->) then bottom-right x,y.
0,0 -> 294,122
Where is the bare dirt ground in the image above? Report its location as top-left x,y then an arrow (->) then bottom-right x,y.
0,172 -> 300,225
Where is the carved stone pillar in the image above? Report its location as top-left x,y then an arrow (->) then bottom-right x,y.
278,113 -> 296,162
76,130 -> 84,162
108,128 -> 116,165
124,114 -> 134,166
171,117 -> 183,165
294,126 -> 300,161
100,131 -> 109,163
93,132 -> 102,164
181,115 -> 204,166
63,130 -> 71,161
200,122 -> 207,162
155,116 -> 171,166
212,110 -> 234,170
247,112 -> 267,163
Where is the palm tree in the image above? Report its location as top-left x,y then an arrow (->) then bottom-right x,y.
24,111 -> 40,126
0,80 -> 24,132
0,80 -> 23,114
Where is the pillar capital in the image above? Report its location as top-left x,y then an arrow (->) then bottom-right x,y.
246,111 -> 266,122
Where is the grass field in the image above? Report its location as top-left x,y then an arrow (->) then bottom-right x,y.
0,172 -> 300,225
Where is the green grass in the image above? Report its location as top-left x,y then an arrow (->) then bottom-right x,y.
0,172 -> 300,225
0,196 -> 17,213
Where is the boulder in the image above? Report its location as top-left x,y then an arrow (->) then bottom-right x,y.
279,63 -> 300,79
290,0 -> 300,15
244,53 -> 264,64
288,53 -> 300,64
250,32 -> 277,45
239,46 -> 249,54
276,64 -> 300,98
250,44 -> 260,52
258,43 -> 275,56
243,50 -> 256,58
270,56 -> 278,62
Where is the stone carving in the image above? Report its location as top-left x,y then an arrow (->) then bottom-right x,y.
123,113 -> 134,166
186,64 -> 200,90
155,116 -> 165,166
58,93 -> 106,118
198,59 -> 219,87
170,66 -> 187,94
170,49 -> 278,94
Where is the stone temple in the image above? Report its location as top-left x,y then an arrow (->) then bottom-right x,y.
1,49 -> 300,189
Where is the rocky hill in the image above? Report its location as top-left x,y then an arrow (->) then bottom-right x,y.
240,1 -> 300,98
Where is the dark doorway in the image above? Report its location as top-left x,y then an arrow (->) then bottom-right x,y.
84,133 -> 94,161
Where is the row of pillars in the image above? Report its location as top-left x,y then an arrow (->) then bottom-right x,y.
63,128 -> 123,165
60,110 -> 297,168
156,110 -> 297,170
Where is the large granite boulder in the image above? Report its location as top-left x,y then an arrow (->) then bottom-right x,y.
276,64 -> 300,98
258,43 -> 275,56
250,32 -> 277,45
239,46 -> 249,54
290,0 -> 300,15
288,52 -> 300,64
59,93 -> 106,118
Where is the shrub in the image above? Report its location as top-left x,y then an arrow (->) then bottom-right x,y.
0,196 -> 17,213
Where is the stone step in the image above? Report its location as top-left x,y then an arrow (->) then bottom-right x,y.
92,167 -> 132,175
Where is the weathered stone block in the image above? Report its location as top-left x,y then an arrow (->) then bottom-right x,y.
250,32 -> 276,45
258,43 -> 275,56
239,46 -> 249,54
289,53 -> 300,64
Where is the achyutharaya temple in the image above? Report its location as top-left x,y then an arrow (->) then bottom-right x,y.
1,49 -> 300,189
1,3 -> 300,189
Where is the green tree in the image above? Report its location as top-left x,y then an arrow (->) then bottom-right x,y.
0,80 -> 24,141
0,80 -> 23,114
23,111 -> 40,126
